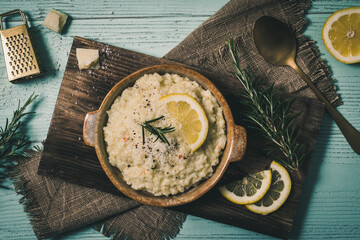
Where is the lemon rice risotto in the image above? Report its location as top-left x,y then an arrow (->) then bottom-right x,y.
103,73 -> 226,196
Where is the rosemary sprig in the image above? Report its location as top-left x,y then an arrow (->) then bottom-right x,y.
0,93 -> 38,189
141,116 -> 175,146
228,37 -> 308,171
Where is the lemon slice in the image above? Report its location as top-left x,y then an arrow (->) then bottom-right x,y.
322,7 -> 360,64
159,93 -> 208,152
246,161 -> 291,215
218,170 -> 272,205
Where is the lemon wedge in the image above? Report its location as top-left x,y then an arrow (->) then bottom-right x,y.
246,161 -> 292,215
159,93 -> 208,152
218,170 -> 272,205
322,7 -> 360,64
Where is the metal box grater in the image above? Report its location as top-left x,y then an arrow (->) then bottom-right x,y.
0,9 -> 41,82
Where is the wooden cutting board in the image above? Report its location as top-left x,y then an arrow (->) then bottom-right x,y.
38,36 -> 325,239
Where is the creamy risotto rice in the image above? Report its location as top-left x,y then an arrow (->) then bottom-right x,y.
103,73 -> 226,196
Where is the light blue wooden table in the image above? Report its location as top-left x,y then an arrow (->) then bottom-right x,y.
1,1 -> 359,239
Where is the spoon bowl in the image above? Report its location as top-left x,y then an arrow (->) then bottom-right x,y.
254,16 -> 296,66
253,16 -> 360,154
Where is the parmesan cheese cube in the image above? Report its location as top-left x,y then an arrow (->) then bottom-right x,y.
76,48 -> 100,70
42,9 -> 68,33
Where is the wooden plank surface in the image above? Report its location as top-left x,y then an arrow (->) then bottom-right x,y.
0,0 -> 360,239
37,36 -> 325,239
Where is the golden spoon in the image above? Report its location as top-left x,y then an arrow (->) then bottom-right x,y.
253,16 -> 360,154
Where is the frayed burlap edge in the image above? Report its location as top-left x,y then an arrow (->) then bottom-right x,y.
9,151 -> 52,239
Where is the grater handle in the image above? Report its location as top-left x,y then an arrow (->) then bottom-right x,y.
0,9 -> 28,31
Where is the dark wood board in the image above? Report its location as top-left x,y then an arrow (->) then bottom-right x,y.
38,36 -> 325,239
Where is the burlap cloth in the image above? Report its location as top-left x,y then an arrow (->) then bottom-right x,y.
11,0 -> 340,239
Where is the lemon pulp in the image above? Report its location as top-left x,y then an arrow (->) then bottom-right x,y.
246,161 -> 292,215
218,170 -> 272,205
159,93 -> 208,152
322,7 -> 360,64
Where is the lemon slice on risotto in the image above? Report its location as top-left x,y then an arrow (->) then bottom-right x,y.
159,93 -> 208,152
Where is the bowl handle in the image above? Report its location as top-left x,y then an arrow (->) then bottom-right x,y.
83,110 -> 100,147
229,125 -> 247,162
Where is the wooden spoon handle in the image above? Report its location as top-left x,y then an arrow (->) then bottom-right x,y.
288,60 -> 360,154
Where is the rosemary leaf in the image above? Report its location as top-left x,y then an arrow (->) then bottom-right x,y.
145,116 -> 165,124
228,37 -> 308,171
141,116 -> 175,146
0,93 -> 38,189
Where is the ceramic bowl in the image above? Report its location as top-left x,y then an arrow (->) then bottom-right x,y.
83,64 -> 246,207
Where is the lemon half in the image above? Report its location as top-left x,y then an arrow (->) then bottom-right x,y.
159,93 -> 208,152
218,170 -> 272,205
322,7 -> 360,64
246,161 -> 292,215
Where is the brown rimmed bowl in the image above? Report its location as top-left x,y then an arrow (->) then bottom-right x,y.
83,64 -> 246,207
